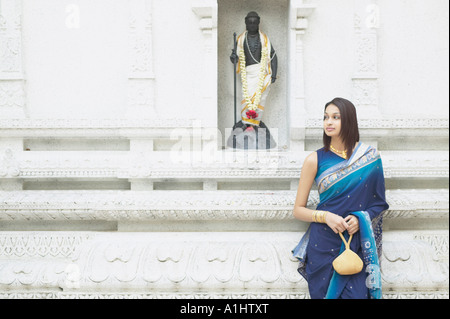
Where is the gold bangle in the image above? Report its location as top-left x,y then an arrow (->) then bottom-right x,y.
318,211 -> 324,223
321,211 -> 328,223
313,210 -> 328,224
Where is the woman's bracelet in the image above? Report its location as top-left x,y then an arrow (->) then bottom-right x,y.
312,210 -> 328,224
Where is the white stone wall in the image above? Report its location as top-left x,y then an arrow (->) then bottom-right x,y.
0,0 -> 448,299
302,0 -> 449,119
3,0 -> 448,124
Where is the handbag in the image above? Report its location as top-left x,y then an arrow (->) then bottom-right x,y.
332,232 -> 364,275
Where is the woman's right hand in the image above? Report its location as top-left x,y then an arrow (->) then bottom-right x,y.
325,212 -> 349,234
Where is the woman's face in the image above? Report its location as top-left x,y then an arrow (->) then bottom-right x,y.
323,104 -> 342,138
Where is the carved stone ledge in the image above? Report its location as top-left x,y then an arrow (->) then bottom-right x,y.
1,150 -> 448,180
304,118 -> 449,139
0,118 -> 195,138
0,189 -> 447,222
382,291 -> 449,299
0,290 -> 448,299
1,118 -> 447,134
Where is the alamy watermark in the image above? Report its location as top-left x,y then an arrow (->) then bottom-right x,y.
65,4 -> 80,29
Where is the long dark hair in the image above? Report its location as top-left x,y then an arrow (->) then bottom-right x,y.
323,97 -> 360,159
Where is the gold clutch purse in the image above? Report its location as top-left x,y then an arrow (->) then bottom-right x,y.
332,232 -> 364,275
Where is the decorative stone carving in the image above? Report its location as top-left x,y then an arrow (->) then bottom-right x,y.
0,150 -> 446,180
126,0 -> 155,118
0,117 -> 446,139
414,233 -> 449,263
352,0 -> 380,118
305,118 -> 449,130
352,78 -> 378,107
0,189 -> 447,222
0,80 -> 24,108
382,232 -> 449,291
0,148 -> 19,178
0,231 -> 447,298
0,0 -> 26,118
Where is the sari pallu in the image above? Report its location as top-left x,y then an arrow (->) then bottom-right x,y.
292,142 -> 389,299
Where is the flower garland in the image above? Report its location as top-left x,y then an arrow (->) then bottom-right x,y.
239,34 -> 269,113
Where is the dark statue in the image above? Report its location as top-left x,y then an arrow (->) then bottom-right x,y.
227,11 -> 277,150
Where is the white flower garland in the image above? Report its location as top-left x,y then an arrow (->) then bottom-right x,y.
239,37 -> 269,112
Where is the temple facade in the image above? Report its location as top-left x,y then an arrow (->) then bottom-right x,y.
0,0 -> 448,298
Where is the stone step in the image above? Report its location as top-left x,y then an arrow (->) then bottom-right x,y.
1,150 -> 448,181
0,118 -> 196,138
0,189 -> 447,222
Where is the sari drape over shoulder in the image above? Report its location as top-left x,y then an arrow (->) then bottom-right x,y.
292,142 -> 389,299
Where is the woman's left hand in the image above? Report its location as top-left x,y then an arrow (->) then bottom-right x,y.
344,215 -> 359,235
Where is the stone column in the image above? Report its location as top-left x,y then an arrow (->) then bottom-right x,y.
0,0 -> 26,119
127,0 -> 156,188
192,0 -> 218,159
192,0 -> 218,124
288,0 -> 315,152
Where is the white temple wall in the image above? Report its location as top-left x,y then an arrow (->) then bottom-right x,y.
302,0 -> 355,119
23,0 -> 130,118
302,0 -> 449,119
21,0 -> 212,123
16,0 -> 450,129
377,0 -> 449,117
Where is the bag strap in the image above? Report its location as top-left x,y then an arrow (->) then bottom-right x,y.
338,232 -> 353,249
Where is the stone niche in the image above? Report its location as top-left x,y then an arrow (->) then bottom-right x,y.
217,0 -> 289,150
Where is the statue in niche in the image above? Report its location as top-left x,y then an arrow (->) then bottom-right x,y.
227,11 -> 278,150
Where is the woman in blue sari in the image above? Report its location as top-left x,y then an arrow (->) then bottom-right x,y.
292,98 -> 389,299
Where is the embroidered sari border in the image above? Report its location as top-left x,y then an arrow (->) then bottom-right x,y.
317,147 -> 380,195
316,142 -> 365,184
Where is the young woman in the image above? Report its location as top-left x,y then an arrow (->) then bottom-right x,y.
292,97 -> 389,299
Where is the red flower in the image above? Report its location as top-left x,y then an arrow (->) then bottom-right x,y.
246,110 -> 257,119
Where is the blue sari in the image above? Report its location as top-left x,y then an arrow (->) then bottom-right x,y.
292,142 -> 388,299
